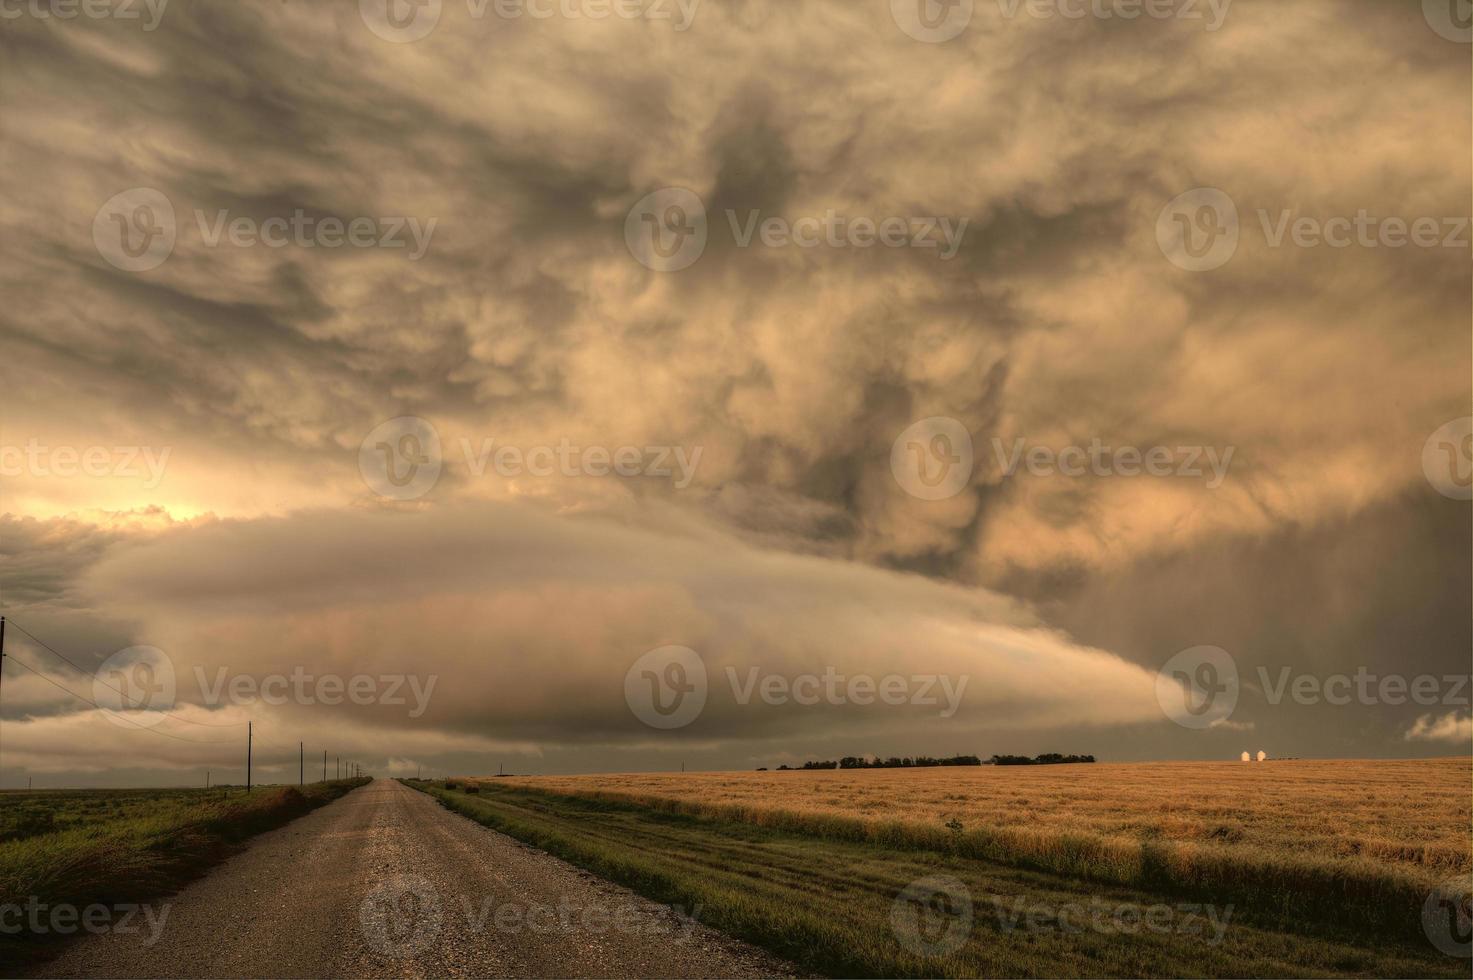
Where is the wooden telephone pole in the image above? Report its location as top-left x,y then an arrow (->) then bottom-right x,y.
246,721 -> 253,791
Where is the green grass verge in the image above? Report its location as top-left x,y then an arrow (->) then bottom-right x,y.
0,778 -> 369,966
404,779 -> 1465,979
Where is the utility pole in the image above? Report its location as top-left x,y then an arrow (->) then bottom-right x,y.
247,721 -> 253,792
323,750 -> 327,783
206,770 -> 210,789
336,756 -> 340,780
299,742 -> 303,786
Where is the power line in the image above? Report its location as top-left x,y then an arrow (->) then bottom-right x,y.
5,654 -> 236,745
3,618 -> 243,728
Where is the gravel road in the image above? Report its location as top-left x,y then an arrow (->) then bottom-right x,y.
39,778 -> 792,978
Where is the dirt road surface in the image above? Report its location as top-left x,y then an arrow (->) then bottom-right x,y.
40,778 -> 792,979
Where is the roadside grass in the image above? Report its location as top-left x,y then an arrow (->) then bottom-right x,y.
407,779 -> 1466,979
0,779 -> 369,966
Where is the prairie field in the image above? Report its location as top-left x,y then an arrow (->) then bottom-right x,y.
419,766 -> 1473,978
483,759 -> 1471,945
498,759 -> 1471,879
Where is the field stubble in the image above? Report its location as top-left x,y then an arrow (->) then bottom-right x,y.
492,759 -> 1471,937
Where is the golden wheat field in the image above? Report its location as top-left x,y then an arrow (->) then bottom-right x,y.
498,758 -> 1472,884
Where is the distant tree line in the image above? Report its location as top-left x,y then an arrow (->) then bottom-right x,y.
989,753 -> 1096,765
776,755 -> 983,770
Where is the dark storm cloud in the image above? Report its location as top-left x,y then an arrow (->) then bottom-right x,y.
0,0 -> 1467,779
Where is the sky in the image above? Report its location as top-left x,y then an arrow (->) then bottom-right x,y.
0,0 -> 1469,786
